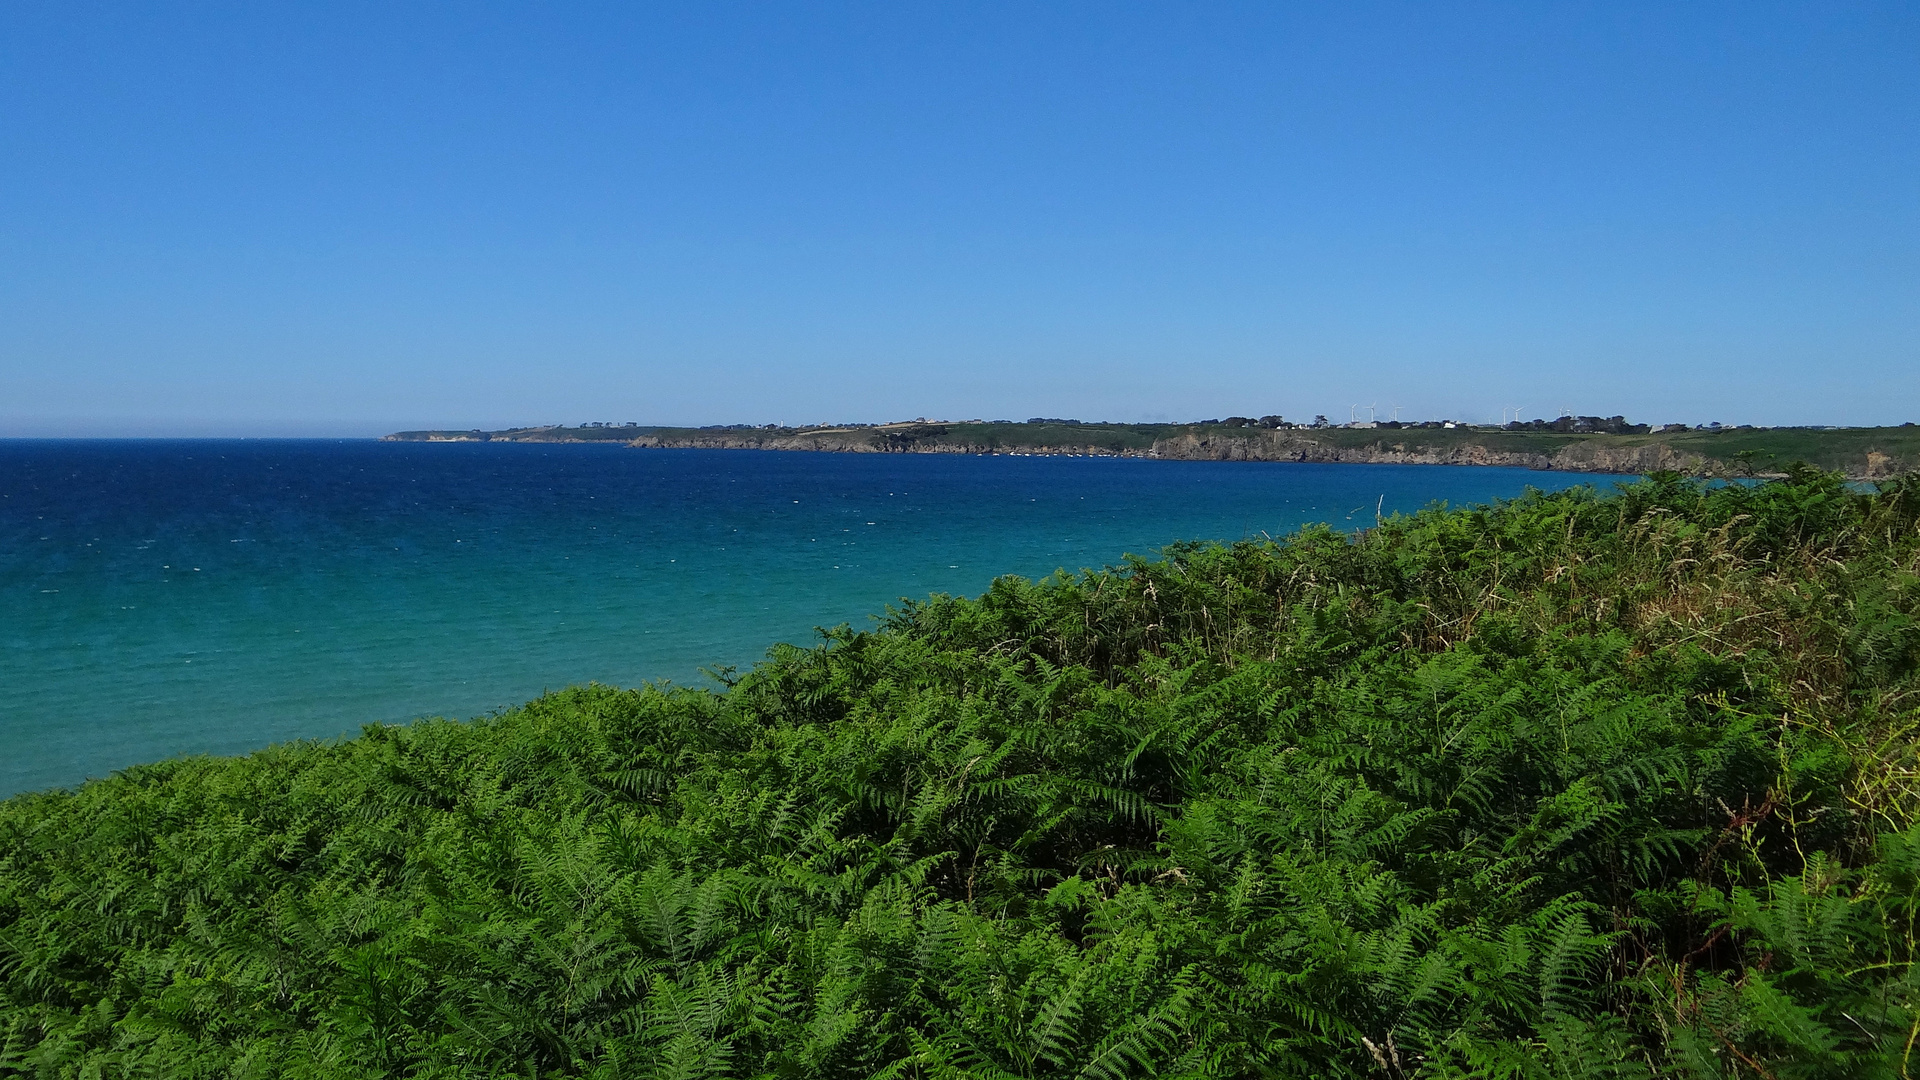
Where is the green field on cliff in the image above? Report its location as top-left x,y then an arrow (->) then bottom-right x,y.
6,469 -> 1920,1077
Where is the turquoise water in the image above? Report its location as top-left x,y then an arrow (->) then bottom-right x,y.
1,440 -> 1603,794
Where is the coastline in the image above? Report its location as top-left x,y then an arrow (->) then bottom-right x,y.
619,429 -> 1666,475
385,421 -> 1920,481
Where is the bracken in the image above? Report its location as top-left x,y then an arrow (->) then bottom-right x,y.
3,467 -> 1919,1078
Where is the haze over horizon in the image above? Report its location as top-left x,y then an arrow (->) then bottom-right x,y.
2,3 -> 1915,436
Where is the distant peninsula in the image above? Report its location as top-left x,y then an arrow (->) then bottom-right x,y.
384,416 -> 1920,479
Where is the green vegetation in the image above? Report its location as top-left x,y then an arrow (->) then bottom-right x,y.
9,469 -> 1920,1077
1241,424 -> 1920,475
1652,426 -> 1920,476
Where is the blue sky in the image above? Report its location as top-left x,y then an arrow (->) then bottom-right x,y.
1,2 -> 1914,434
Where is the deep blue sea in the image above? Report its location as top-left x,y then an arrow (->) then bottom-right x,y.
1,440 -> 1605,795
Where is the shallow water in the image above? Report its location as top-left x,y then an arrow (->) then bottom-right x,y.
0,440 -> 1604,794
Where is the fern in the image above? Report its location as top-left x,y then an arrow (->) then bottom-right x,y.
6,470 -> 1920,1075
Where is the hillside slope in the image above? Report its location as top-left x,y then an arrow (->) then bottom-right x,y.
5,470 -> 1920,1076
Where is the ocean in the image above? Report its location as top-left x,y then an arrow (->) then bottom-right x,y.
1,440 -> 1603,795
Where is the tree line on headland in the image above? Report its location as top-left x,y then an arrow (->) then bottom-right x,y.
6,467 -> 1920,1075
386,418 -> 1920,480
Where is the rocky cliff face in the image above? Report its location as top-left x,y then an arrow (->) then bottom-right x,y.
1145,432 -> 1549,468
625,431 -> 1142,456
393,425 -> 1910,479
628,432 -> 887,452
623,429 -> 1720,475
1143,432 -> 1708,474
1544,440 -> 1704,474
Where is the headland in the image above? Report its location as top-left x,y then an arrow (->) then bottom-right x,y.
386,417 -> 1920,479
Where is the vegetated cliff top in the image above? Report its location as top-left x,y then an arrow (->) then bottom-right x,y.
384,420 -> 1920,478
5,469 -> 1920,1075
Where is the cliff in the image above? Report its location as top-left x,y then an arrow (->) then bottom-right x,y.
1141,430 -> 1708,474
385,422 -> 1920,479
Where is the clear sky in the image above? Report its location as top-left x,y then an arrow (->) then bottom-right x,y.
1,2 -> 1914,435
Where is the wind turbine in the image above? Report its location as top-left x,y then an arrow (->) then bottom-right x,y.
1367,403 -> 1377,423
